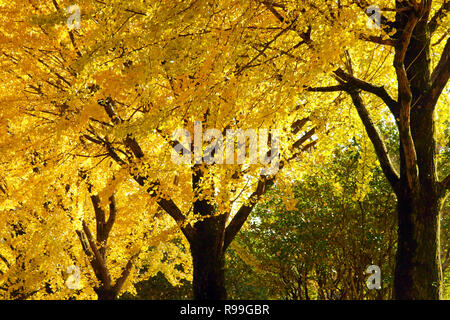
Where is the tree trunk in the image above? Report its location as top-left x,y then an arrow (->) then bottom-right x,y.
308,1 -> 449,299
391,4 -> 446,299
394,188 -> 443,299
94,287 -> 117,300
189,215 -> 227,300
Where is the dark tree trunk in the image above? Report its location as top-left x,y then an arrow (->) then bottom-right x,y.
187,163 -> 229,300
95,84 -> 308,302
392,4 -> 445,299
94,287 -> 117,300
394,189 -> 443,299
330,2 -> 449,299
189,215 -> 227,300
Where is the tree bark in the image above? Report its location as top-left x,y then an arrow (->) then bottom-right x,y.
394,187 -> 443,299
392,3 -> 446,299
94,287 -> 118,300
189,215 -> 227,300
92,87 -> 315,301
311,2 -> 449,299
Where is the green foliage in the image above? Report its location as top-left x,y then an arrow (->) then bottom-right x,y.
120,272 -> 192,300
227,140 -> 397,299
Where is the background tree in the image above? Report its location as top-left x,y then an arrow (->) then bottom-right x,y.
1,0 -> 335,299
0,158 -> 191,299
306,0 -> 449,299
227,137 -> 398,299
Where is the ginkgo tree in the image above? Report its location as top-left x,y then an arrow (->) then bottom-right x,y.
305,0 -> 449,299
0,0 -> 343,299
0,0 -> 447,300
0,154 -> 192,300
72,172 -> 192,300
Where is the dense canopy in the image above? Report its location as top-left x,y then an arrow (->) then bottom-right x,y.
0,0 -> 448,300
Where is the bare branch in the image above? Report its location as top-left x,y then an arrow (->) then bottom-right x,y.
90,195 -> 106,242
236,22 -> 293,75
98,97 -> 123,125
94,98 -> 194,239
348,90 -> 400,190
224,179 -> 270,250
334,68 -> 400,118
261,1 -> 287,23
291,117 -> 310,134
76,229 -> 92,257
135,177 -> 195,242
0,254 -> 10,269
292,127 -> 316,150
223,117 -> 316,250
82,134 -> 103,145
300,140 -> 317,152
124,135 -> 145,159
261,0 -> 312,43
393,11 -> 418,106
359,34 -> 396,46
307,84 -> 347,92
392,11 -> 420,189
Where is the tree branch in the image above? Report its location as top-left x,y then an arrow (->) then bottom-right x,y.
359,34 -> 396,46
0,253 -> 10,269
291,117 -> 309,134
334,68 -> 400,118
261,0 -> 311,44
76,229 -> 91,257
94,97 -> 194,241
103,194 -> 117,241
348,90 -> 400,190
261,1 -> 287,23
82,220 -> 112,288
393,11 -> 417,106
90,195 -> 106,242
308,68 -> 400,118
424,36 -> 450,110
307,84 -> 348,92
112,252 -> 139,294
392,10 -> 420,190
223,179 -> 269,250
223,118 -> 316,250
292,127 -> 316,150
132,175 -> 195,241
